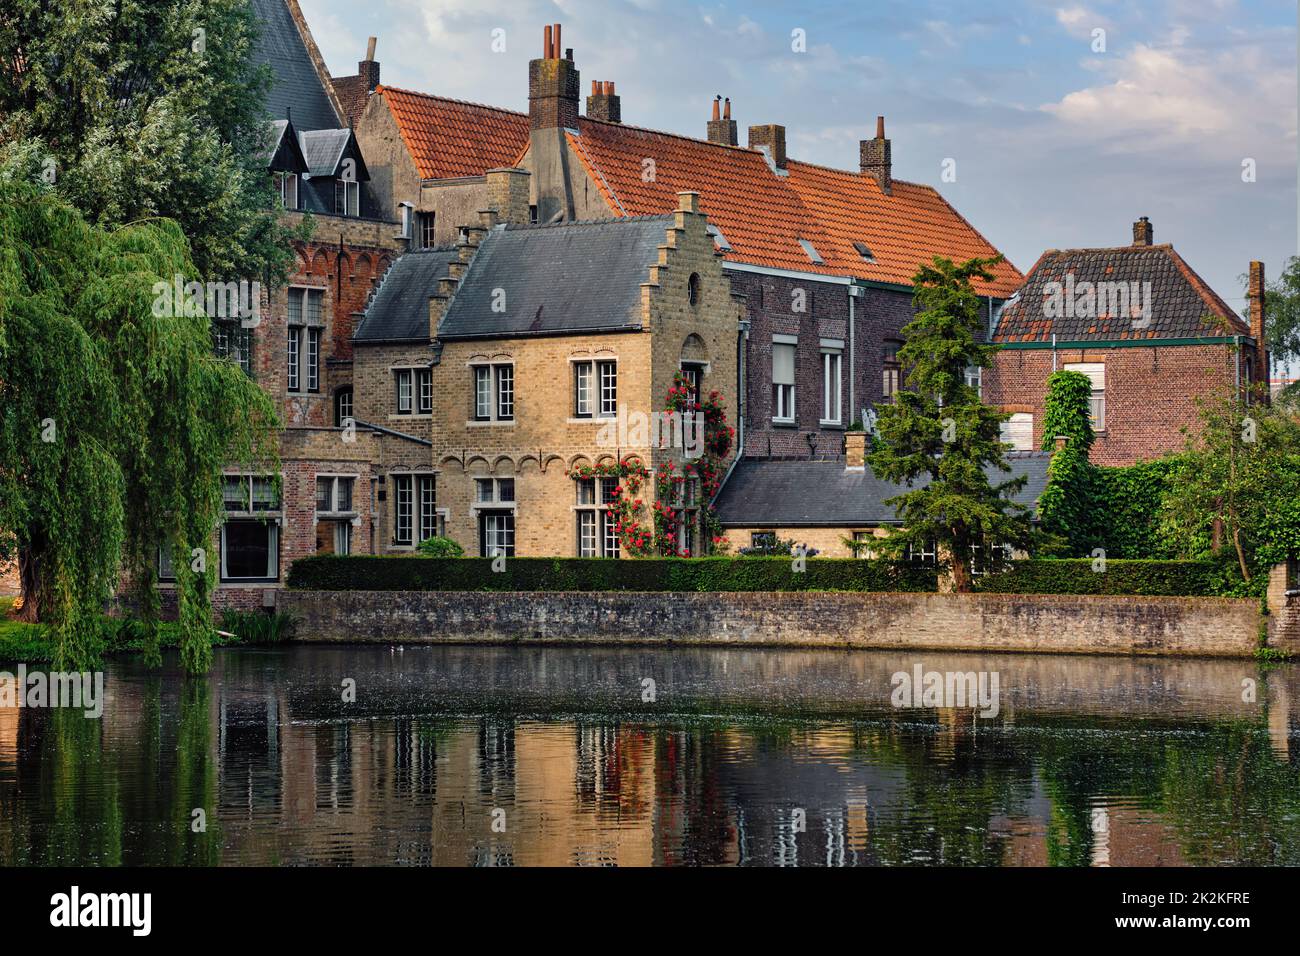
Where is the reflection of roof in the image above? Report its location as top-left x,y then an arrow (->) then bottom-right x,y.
353,248 -> 459,343
376,86 -> 531,180
249,0 -> 342,131
995,245 -> 1249,343
437,217 -> 672,339
713,453 -> 1052,527
374,88 -> 1021,295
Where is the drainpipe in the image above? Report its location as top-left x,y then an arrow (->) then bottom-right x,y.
1052,333 -> 1058,371
716,317 -> 750,496
848,284 -> 857,425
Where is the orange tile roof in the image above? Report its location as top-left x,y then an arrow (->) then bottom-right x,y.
783,160 -> 1023,296
377,88 -> 1021,293
377,86 -> 529,180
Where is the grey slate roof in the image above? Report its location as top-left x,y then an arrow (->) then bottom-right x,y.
995,244 -> 1249,343
250,0 -> 341,132
435,217 -> 673,340
354,249 -> 459,343
713,452 -> 1052,527
299,128 -> 364,178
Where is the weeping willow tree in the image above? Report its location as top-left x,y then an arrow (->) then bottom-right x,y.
0,179 -> 279,671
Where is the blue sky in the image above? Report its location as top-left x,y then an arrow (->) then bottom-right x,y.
301,0 -> 1297,316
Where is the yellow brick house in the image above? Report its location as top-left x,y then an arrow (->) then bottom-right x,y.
352,186 -> 742,557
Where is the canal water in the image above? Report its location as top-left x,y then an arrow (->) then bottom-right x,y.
1,644 -> 1297,866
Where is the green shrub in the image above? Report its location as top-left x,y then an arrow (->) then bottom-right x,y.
974,559 -> 1228,596
416,535 -> 465,557
287,555 -> 937,593
218,609 -> 296,644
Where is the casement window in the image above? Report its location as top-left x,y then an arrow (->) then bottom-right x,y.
971,542 -> 1012,577
334,387 -> 353,427
472,364 -> 514,422
750,531 -> 777,553
883,340 -> 903,400
335,179 -> 360,217
964,364 -> 982,398
475,477 -> 515,506
213,323 -> 252,376
1000,412 -> 1034,451
220,473 -> 281,582
851,531 -> 875,560
903,539 -> 939,567
157,546 -> 177,582
575,477 -> 620,557
287,288 -> 323,393
316,475 -> 356,514
417,212 -> 436,249
391,474 -> 437,546
671,476 -> 701,557
772,338 -> 797,423
573,360 -> 616,418
275,172 -> 298,211
821,342 -> 843,425
479,512 -> 515,558
680,362 -> 705,407
1064,362 -> 1106,431
394,368 -> 431,415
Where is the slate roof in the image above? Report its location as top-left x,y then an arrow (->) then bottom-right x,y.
713,452 -> 1052,527
353,248 -> 459,343
262,119 -> 308,172
376,86 -> 531,180
995,244 -> 1249,343
435,217 -> 673,340
250,0 -> 341,132
298,128 -> 365,178
373,88 -> 1022,295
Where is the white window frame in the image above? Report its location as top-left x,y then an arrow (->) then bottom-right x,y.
820,342 -> 843,425
772,336 -> 797,424
470,363 -> 514,423
574,477 -> 620,557
1064,362 -> 1106,432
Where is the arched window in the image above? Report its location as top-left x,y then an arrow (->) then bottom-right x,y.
334,386 -> 354,426
687,272 -> 701,306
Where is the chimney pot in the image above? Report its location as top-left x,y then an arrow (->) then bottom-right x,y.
860,118 -> 892,193
876,115 -> 885,138
707,97 -> 737,145
543,25 -> 553,58
530,24 -> 580,130
712,96 -> 721,121
724,97 -> 731,120
365,36 -> 377,60
554,24 -> 562,57
586,79 -> 621,123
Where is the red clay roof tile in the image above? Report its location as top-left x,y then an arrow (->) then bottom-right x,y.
377,85 -> 530,180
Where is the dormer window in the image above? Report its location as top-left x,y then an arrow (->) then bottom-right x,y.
853,241 -> 874,263
708,223 -> 732,251
335,179 -> 360,217
798,238 -> 824,264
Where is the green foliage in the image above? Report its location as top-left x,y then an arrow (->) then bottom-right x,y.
416,536 -> 466,558
287,555 -> 938,593
737,537 -> 820,557
1260,256 -> 1300,388
0,181 -> 279,671
218,609 -> 295,644
1041,370 -> 1095,453
0,0 -> 304,282
973,559 -> 1233,596
868,255 -> 1033,589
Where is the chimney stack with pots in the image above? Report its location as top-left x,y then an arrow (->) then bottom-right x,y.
529,23 -> 580,130
860,115 -> 892,195
1249,260 -> 1270,394
586,80 -> 621,123
707,96 -> 738,145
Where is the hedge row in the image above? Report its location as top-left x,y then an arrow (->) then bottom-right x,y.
973,559 -> 1226,596
286,555 -> 939,593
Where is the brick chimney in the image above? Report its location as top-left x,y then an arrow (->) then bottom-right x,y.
748,124 -> 786,170
586,80 -> 621,123
1249,260 -> 1270,392
1132,216 -> 1154,246
707,96 -> 738,146
359,36 -> 380,92
844,431 -> 867,471
331,36 -> 381,126
528,23 -> 580,131
485,167 -> 531,225
860,115 -> 892,195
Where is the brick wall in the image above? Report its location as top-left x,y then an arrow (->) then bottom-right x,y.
280,588 -> 1266,657
984,343 -> 1242,466
722,526 -> 889,558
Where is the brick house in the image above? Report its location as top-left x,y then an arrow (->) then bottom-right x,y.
193,0 -> 407,609
352,188 -> 741,557
352,23 -> 1021,467
984,217 -> 1268,466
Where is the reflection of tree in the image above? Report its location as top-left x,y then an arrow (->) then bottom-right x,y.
169,677 -> 221,865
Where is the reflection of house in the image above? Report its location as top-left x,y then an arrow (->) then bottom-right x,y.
714,433 -> 1051,557
985,218 -> 1267,467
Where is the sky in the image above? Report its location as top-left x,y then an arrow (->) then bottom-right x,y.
300,0 -> 1297,317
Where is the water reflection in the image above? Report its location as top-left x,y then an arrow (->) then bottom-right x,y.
1,645 -> 1298,866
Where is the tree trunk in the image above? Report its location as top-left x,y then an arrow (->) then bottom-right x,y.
15,543 -> 42,623
1233,527 -> 1251,583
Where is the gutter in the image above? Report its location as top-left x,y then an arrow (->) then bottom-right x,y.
352,418 -> 432,447
714,317 -> 750,500
999,335 -> 1245,351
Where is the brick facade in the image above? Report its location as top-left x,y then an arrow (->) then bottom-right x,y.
984,342 -> 1246,466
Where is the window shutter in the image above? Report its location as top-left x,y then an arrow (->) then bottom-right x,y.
773,343 -> 795,386
1001,413 -> 1034,451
